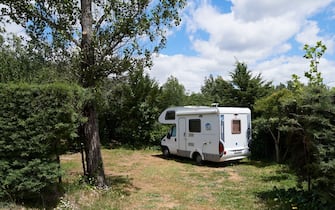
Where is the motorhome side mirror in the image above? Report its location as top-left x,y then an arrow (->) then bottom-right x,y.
167,132 -> 171,139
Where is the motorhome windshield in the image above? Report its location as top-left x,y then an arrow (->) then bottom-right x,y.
220,115 -> 224,141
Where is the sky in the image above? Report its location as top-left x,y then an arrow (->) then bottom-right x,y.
2,0 -> 335,93
149,0 -> 335,93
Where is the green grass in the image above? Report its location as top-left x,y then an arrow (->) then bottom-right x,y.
64,149 -> 298,210
1,149 -> 299,210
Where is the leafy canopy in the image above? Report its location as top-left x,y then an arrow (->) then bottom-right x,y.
0,0 -> 186,86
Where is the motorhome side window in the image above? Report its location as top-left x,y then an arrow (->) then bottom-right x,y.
189,119 -> 201,132
232,119 -> 241,134
165,111 -> 175,120
171,125 -> 176,137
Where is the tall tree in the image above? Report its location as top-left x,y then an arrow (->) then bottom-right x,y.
1,0 -> 185,186
118,69 -> 161,147
159,75 -> 186,109
0,33 -> 50,83
282,41 -> 335,197
201,62 -> 272,110
201,74 -> 235,106
283,86 -> 335,195
99,70 -> 163,148
185,92 -> 209,106
230,61 -> 273,111
303,41 -> 326,87
253,89 -> 293,162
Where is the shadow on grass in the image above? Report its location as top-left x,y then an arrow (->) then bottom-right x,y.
0,184 -> 65,210
239,159 -> 276,168
257,187 -> 297,210
105,174 -> 139,196
261,173 -> 291,182
152,154 -> 241,168
0,174 -> 138,210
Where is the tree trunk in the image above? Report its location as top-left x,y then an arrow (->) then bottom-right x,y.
80,141 -> 87,176
80,0 -> 95,88
274,141 -> 280,163
268,128 -> 280,162
80,0 -> 106,187
83,104 -> 106,187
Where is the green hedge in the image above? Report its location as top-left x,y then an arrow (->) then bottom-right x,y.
0,83 -> 86,199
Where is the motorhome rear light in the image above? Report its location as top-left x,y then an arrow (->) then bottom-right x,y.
219,141 -> 224,156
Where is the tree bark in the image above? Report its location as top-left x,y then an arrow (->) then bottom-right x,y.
83,103 -> 106,187
269,128 -> 280,163
274,140 -> 280,163
80,0 -> 106,187
81,0 -> 95,87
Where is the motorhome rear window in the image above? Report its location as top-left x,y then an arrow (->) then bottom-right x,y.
189,119 -> 201,132
165,111 -> 175,120
232,120 -> 241,134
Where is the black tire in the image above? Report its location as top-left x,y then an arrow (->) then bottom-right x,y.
194,153 -> 203,165
162,147 -> 170,157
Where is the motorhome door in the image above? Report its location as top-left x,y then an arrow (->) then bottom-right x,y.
178,118 -> 187,151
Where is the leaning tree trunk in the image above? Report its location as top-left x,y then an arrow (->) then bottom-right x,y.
80,0 -> 106,187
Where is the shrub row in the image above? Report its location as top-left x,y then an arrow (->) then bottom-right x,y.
0,83 -> 86,199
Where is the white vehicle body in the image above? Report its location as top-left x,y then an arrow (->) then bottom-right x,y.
159,106 -> 251,163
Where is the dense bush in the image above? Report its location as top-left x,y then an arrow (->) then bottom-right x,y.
0,83 -> 86,200
253,85 -> 335,204
250,123 -> 275,160
283,86 -> 335,201
98,70 -> 163,148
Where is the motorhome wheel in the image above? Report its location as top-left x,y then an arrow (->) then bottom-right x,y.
194,153 -> 203,165
162,147 -> 170,157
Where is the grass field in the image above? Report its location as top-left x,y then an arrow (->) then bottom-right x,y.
55,148 -> 297,210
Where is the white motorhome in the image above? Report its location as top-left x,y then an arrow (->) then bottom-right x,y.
159,106 -> 251,164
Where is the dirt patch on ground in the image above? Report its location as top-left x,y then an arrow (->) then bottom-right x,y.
225,168 -> 243,182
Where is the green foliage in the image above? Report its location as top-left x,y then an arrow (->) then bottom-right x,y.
250,119 -> 274,160
99,69 -> 162,147
259,187 -> 335,210
0,0 -> 186,87
283,86 -> 335,202
303,41 -> 327,87
253,41 -> 334,204
201,62 -> 273,111
0,83 -> 86,199
201,74 -> 235,106
254,89 -> 293,117
185,92 -> 209,106
0,33 -> 77,84
255,83 -> 335,204
230,62 -> 273,111
158,76 -> 186,109
289,74 -> 304,92
0,34 -> 42,83
118,70 -> 162,147
252,89 -> 294,162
